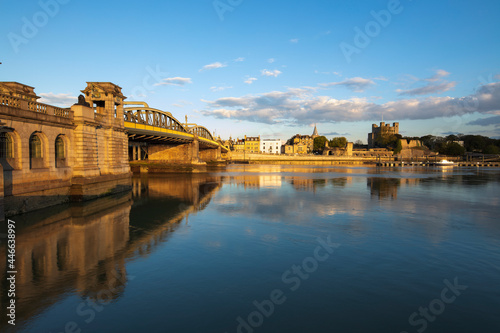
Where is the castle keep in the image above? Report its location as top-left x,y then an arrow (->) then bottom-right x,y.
368,122 -> 399,148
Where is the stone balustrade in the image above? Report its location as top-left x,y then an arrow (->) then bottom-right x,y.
0,93 -> 71,118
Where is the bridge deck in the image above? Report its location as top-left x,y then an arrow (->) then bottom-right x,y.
125,121 -> 228,151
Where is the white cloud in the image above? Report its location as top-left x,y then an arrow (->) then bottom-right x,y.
245,77 -> 258,84
200,62 -> 227,72
210,86 -> 233,92
320,77 -> 375,92
315,71 -> 342,76
397,69 -> 455,96
290,38 -> 299,43
154,77 -> 192,86
201,82 -> 500,125
261,69 -> 282,77
234,57 -> 245,62
39,93 -> 77,107
268,58 -> 275,63
426,69 -> 450,82
397,81 -> 457,96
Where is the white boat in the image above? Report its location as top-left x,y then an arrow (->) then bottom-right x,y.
435,159 -> 455,166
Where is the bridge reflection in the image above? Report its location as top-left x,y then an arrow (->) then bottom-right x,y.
0,174 -> 222,332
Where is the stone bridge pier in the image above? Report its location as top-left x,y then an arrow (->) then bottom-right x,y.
147,138 -> 201,164
136,136 -> 222,165
199,145 -> 221,162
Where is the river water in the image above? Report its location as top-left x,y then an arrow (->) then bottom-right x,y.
1,165 -> 500,333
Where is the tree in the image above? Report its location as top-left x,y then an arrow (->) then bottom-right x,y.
330,137 -> 347,148
374,133 -> 401,149
393,139 -> 403,155
483,144 -> 500,154
462,135 -> 487,152
354,140 -> 364,148
286,135 -> 298,145
313,136 -> 328,153
420,135 -> 435,150
439,142 -> 465,156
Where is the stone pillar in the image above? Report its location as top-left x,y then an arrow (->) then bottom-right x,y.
346,142 -> 353,157
71,104 -> 100,177
80,82 -> 129,175
191,137 -> 200,164
216,146 -> 222,160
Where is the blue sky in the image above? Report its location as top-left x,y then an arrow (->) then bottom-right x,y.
1,0 -> 500,142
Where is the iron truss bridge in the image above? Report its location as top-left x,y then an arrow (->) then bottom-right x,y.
123,102 -> 227,151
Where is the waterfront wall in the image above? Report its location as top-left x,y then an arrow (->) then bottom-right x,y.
0,82 -> 132,219
0,97 -> 75,216
228,152 -> 377,165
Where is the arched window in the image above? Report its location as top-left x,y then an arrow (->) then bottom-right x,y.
30,135 -> 42,158
30,134 -> 44,169
0,132 -> 13,158
55,136 -> 65,159
55,136 -> 66,167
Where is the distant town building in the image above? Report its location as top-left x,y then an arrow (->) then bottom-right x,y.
233,138 -> 245,152
284,125 -> 319,155
368,122 -> 399,148
244,135 -> 260,153
323,142 -> 353,156
260,139 -> 283,154
222,136 -> 234,151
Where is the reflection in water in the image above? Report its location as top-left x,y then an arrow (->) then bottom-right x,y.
0,174 -> 222,332
289,177 -> 351,192
367,177 -> 421,200
128,175 -> 222,255
368,178 -> 400,199
0,193 -> 132,331
2,166 -> 500,333
228,174 -> 351,192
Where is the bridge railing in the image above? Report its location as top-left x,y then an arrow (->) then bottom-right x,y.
123,109 -> 189,133
0,93 -> 72,118
187,125 -> 215,141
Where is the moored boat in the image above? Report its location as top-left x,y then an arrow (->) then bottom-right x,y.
435,159 -> 455,166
